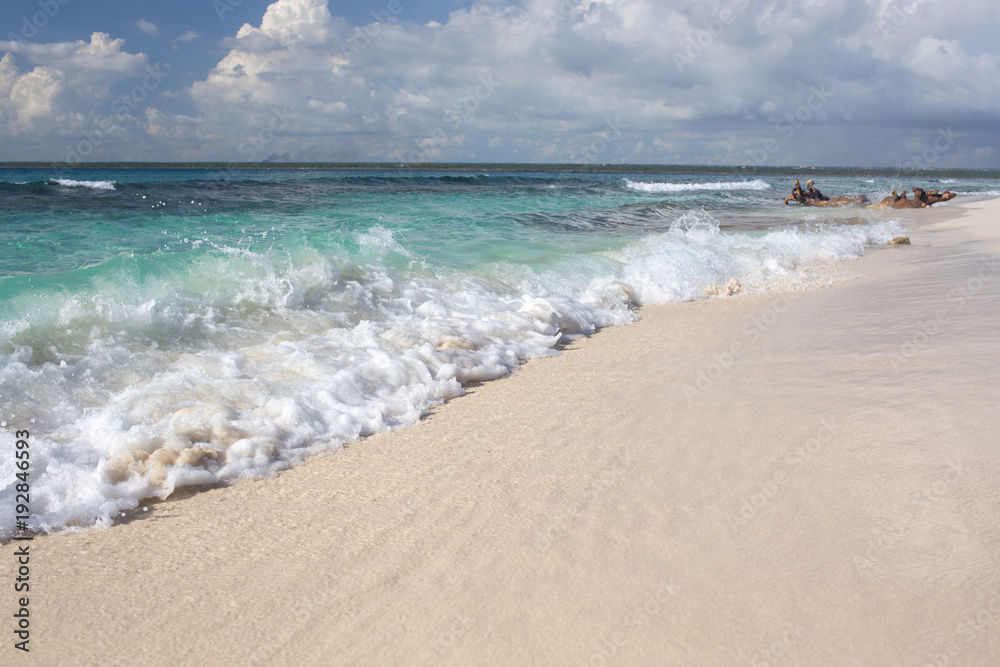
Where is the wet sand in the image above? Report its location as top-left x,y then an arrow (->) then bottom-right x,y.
4,198 -> 1000,665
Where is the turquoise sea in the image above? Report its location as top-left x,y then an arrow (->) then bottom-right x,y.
2,167 -> 998,535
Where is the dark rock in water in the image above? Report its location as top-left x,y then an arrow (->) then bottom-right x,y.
870,189 -> 956,209
888,236 -> 911,245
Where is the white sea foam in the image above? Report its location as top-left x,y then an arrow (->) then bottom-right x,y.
623,179 -> 772,194
49,178 -> 117,190
0,214 -> 905,536
617,210 -> 903,303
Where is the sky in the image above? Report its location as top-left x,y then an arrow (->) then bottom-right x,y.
1,0 -> 999,167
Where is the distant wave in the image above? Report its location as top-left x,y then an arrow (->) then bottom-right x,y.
623,179 -> 772,193
49,178 -> 117,191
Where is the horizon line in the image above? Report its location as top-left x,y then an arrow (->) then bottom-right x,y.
2,161 -> 999,177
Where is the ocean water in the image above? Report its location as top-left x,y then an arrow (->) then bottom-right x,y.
1,167 -> 997,536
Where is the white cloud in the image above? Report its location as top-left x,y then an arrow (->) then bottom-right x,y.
5,0 -> 1000,165
0,53 -> 18,98
0,33 -> 155,159
136,19 -> 159,36
0,53 -> 76,138
6,62 -> 67,126
175,31 -> 201,43
140,0 -> 991,165
240,0 -> 339,44
0,32 -> 148,90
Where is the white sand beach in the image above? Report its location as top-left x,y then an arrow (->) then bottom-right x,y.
5,198 -> 1000,665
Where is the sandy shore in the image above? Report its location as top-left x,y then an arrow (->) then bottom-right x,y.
4,198 -> 1000,665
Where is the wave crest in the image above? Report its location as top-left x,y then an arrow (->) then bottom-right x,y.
49,178 -> 117,191
623,179 -> 772,194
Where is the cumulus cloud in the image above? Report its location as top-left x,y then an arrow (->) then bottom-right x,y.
0,32 -> 149,99
0,56 -> 68,127
138,0 -> 996,166
5,0 -> 1000,165
0,33 -> 156,159
175,31 -> 202,43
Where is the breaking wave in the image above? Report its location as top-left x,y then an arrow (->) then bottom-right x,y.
623,179 -> 772,194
